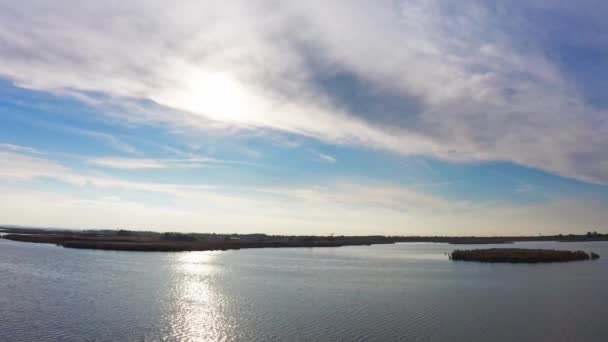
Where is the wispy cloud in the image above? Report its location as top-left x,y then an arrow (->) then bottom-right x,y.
90,157 -> 169,170
318,153 -> 336,163
0,150 -> 84,183
8,115 -> 140,155
76,129 -> 139,155
1,149 -> 607,235
0,143 -> 40,154
89,156 -> 249,170
0,1 -> 607,184
0,151 -> 606,235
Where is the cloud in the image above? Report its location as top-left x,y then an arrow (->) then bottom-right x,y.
12,115 -> 140,155
0,150 -> 70,180
1,149 -> 607,235
318,153 -> 336,163
76,128 -> 139,155
89,156 -> 247,169
0,150 -> 220,196
90,157 -> 174,169
0,1 -> 607,183
0,143 -> 40,154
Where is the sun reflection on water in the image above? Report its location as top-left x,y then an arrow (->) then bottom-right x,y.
163,251 -> 234,342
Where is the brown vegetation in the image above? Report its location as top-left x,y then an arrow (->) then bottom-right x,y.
1,233 -> 391,252
450,248 -> 599,263
2,227 -> 607,253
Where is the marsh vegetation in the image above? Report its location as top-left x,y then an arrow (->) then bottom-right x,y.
450,248 -> 599,263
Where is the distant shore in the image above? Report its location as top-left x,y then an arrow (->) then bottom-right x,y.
1,227 -> 607,252
0,228 -> 394,252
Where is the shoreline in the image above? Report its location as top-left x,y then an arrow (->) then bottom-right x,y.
2,227 -> 607,253
1,232 -> 392,252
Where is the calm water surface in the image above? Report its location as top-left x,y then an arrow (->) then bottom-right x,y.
1,239 -> 607,341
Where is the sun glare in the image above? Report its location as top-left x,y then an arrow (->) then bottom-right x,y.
161,69 -> 264,126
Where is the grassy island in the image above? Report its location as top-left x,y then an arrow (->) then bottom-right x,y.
2,227 -> 607,253
0,231 -> 396,252
450,248 -> 600,263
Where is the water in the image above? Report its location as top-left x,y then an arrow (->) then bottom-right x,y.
1,239 -> 607,341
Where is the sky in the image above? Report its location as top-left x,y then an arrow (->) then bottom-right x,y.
1,0 -> 608,236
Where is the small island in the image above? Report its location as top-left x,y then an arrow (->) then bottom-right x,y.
450,248 -> 600,263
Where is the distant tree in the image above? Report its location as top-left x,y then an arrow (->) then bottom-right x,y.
161,232 -> 196,241
117,229 -> 131,236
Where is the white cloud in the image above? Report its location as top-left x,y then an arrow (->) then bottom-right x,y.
0,143 -> 40,154
76,128 -> 140,155
90,157 -> 173,169
13,116 -> 140,155
0,150 -> 606,235
0,1 -> 607,183
0,151 -> 70,180
89,156 -> 255,170
318,153 -> 336,163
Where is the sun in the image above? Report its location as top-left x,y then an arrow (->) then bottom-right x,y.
158,67 -> 264,126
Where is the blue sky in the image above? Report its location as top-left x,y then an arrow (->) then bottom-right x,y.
1,0 -> 607,235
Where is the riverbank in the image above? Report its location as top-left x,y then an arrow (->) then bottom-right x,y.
2,227 -> 607,252
1,232 -> 394,252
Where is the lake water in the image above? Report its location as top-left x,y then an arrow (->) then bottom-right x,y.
1,239 -> 607,341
